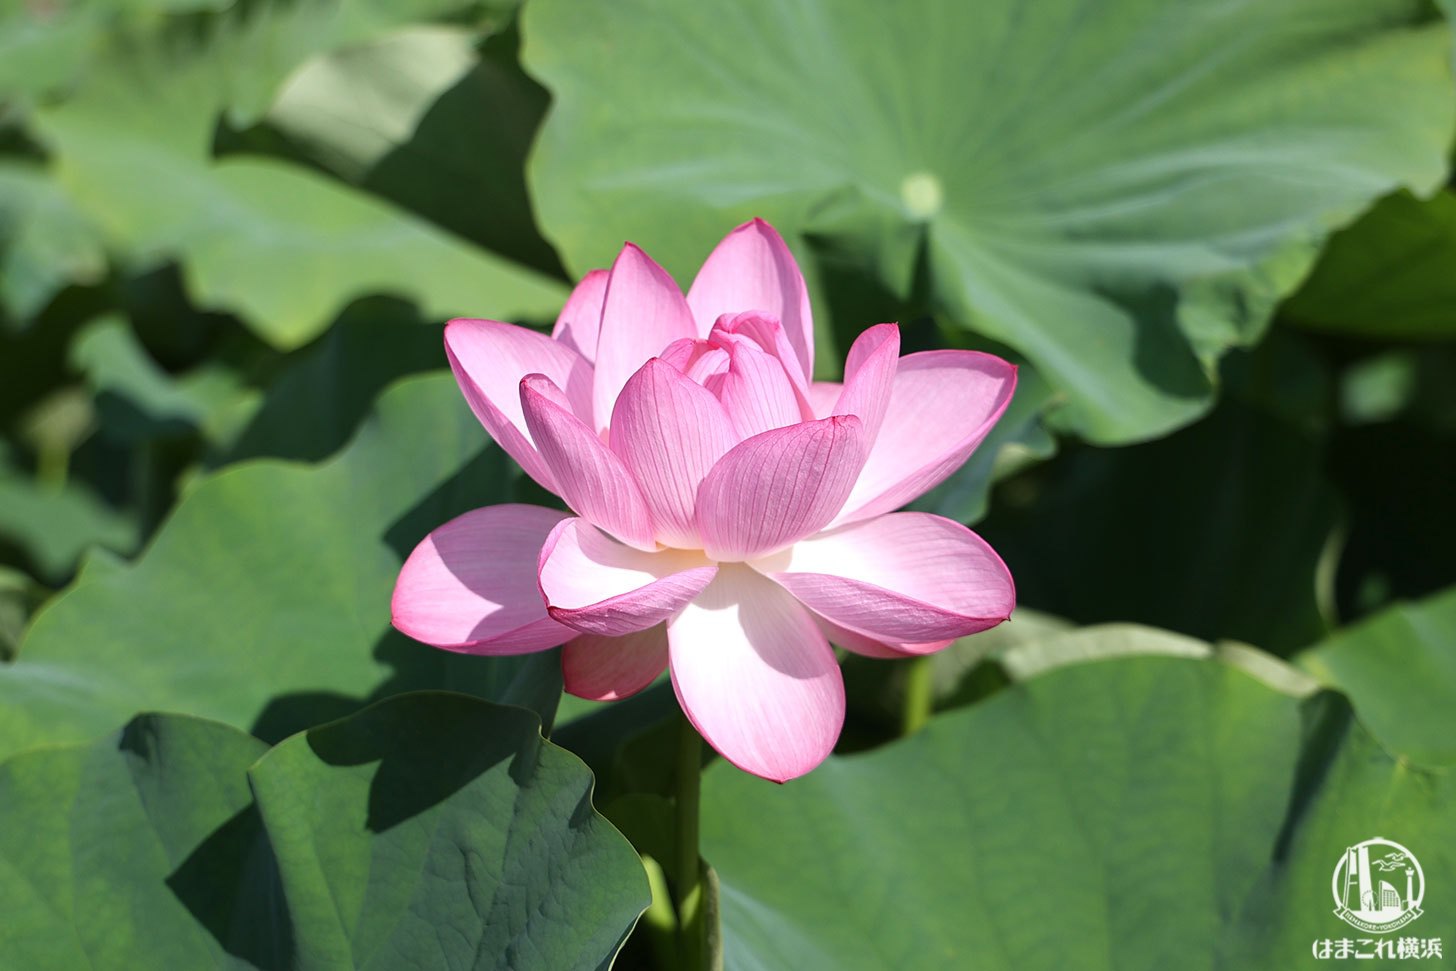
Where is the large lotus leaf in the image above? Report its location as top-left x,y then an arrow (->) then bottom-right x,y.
0,163 -> 107,328
523,0 -> 1454,442
0,374 -> 563,762
1221,693 -> 1456,968
248,692 -> 649,971
0,713 -> 280,970
35,4 -> 564,350
1283,190 -> 1456,341
702,653 -> 1456,969
1296,586 -> 1456,768
978,399 -> 1338,654
0,698 -> 650,971
267,25 -> 563,277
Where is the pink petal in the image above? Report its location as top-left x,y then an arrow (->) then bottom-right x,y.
444,319 -> 594,493
687,219 -> 814,378
810,612 -> 952,659
715,334 -> 804,440
756,512 -> 1014,642
391,504 -> 575,654
520,374 -> 657,550
609,358 -> 737,548
551,269 -> 608,365
710,311 -> 811,399
668,565 -> 844,782
685,347 -> 731,388
592,244 -> 698,432
835,351 -> 1017,525
831,324 -> 899,446
537,518 -> 717,636
696,416 -> 868,561
562,626 -> 669,701
659,337 -> 706,372
808,381 -> 842,419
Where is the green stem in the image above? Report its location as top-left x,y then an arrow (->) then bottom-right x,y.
639,854 -> 679,971
673,712 -> 704,970
902,654 -> 935,736
36,442 -> 69,491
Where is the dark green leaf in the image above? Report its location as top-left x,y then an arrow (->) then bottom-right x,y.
0,453 -> 137,585
70,314 -> 251,446
1325,366 -> 1456,619
0,374 -> 562,761
0,163 -> 107,328
1283,190 -> 1456,340
219,302 -> 451,465
247,692 -> 649,971
979,400 -> 1339,653
0,713 -> 283,970
0,696 -> 651,970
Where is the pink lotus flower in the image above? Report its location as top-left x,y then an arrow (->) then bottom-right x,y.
392,219 -> 1016,782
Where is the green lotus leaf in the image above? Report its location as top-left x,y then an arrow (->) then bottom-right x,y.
34,2 -> 564,350
1283,189 -> 1456,341
248,692 -> 649,971
0,374 -> 562,762
703,652 -> 1456,968
0,696 -> 650,971
1297,586 -> 1456,768
523,0 -> 1453,442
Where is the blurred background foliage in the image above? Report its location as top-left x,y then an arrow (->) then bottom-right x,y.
1,0 -> 1454,967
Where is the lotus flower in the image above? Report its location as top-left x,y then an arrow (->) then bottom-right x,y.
392,219 -> 1016,782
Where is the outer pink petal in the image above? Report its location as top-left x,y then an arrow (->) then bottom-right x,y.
551,269 -> 608,364
609,358 -> 737,548
810,612 -> 952,659
391,504 -> 574,654
716,335 -> 803,440
520,375 -> 657,550
537,518 -> 716,636
835,351 -> 1017,525
562,626 -> 669,701
668,565 -> 844,782
687,219 -> 814,378
831,324 -> 899,446
696,416 -> 867,561
592,244 -> 698,432
444,319 -> 594,492
755,512 -> 1014,642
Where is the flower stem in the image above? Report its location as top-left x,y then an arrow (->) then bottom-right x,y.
901,655 -> 935,736
36,441 -> 68,490
673,711 -> 705,969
